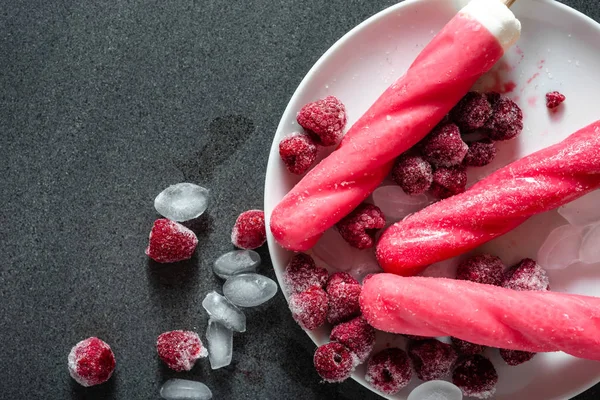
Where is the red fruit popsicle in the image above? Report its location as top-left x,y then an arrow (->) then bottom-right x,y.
361,274 -> 600,361
377,120 -> 600,276
270,0 -> 521,251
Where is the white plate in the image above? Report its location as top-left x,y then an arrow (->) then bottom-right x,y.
264,0 -> 600,399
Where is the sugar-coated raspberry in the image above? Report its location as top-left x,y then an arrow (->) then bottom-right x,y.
464,140 -> 497,167
313,342 -> 355,383
284,253 -> 328,294
365,348 -> 412,395
430,165 -> 467,199
297,96 -> 347,146
502,258 -> 550,292
330,316 -> 376,363
456,254 -> 505,286
404,334 -> 430,341
450,92 -> 493,132
326,272 -> 362,325
499,349 -> 536,366
336,204 -> 386,249
420,123 -> 468,167
483,93 -> 523,141
452,337 -> 486,355
546,91 -> 566,109
231,210 -> 266,250
289,286 -> 328,330
408,339 -> 458,381
392,154 -> 433,195
146,219 -> 198,263
68,337 -> 116,387
452,355 -> 498,399
279,132 -> 318,175
156,330 -> 207,372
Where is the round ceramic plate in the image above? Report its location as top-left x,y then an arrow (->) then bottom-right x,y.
264,0 -> 600,398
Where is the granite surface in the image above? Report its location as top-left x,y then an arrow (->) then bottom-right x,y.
1,0 -> 599,399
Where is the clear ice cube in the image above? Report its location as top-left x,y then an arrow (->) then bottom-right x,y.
537,224 -> 583,270
206,319 -> 233,370
202,291 -> 246,332
160,379 -> 212,400
558,190 -> 600,227
223,273 -> 278,307
311,228 -> 355,271
154,183 -> 210,222
407,380 -> 463,400
213,250 -> 261,279
579,223 -> 600,264
371,185 -> 430,222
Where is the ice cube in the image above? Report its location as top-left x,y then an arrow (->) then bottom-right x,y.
372,185 -> 430,222
420,257 -> 461,279
206,319 -> 233,370
160,379 -> 212,400
348,249 -> 382,282
202,291 -> 246,332
213,250 -> 261,279
579,223 -> 600,264
311,228 -> 355,271
154,183 -> 209,222
223,273 -> 278,307
407,380 -> 463,400
558,190 -> 600,227
537,224 -> 583,270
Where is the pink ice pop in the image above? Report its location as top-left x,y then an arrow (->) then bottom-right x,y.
361,274 -> 600,361
270,0 -> 521,251
377,120 -> 600,276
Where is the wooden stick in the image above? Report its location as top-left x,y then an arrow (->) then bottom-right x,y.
503,0 -> 517,7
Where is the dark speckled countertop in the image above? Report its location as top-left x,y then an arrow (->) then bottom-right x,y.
1,1 -> 598,399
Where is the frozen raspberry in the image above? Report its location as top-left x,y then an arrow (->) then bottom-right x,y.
313,342 -> 355,383
404,334 -> 430,341
499,349 -> 536,366
408,339 -> 458,381
231,210 -> 266,250
336,203 -> 386,249
156,330 -> 207,372
297,96 -> 347,146
279,132 -> 318,175
483,92 -> 523,141
420,123 -> 468,167
464,140 -> 497,167
146,219 -> 198,263
365,348 -> 412,395
430,165 -> 467,199
452,337 -> 486,355
450,92 -> 493,132
68,337 -> 116,387
330,316 -> 376,363
392,154 -> 433,195
546,91 -> 566,109
326,272 -> 362,325
452,355 -> 498,399
502,258 -> 550,292
283,253 -> 328,294
289,286 -> 328,330
456,254 -> 505,286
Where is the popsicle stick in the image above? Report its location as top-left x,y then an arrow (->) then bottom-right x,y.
503,0 -> 517,7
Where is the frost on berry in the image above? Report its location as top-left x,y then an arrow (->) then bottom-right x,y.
483,92 -> 523,141
420,122 -> 468,167
456,254 -> 505,286
313,342 -> 355,383
145,219 -> 198,263
464,140 -> 497,167
336,203 -> 386,249
289,286 -> 328,330
231,210 -> 266,250
68,337 -> 116,387
546,91 -> 566,109
365,348 -> 412,395
502,258 -> 550,292
392,154 -> 433,195
499,349 -> 535,366
283,253 -> 328,294
156,330 -> 207,372
297,96 -> 347,146
450,91 -> 493,132
330,316 -> 375,364
452,337 -> 486,355
325,272 -> 362,325
430,165 -> 467,199
452,355 -> 498,399
279,132 -> 318,175
408,339 -> 457,381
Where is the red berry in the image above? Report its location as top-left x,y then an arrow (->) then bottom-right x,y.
156,330 -> 207,372
483,93 -> 523,141
231,210 -> 266,250
502,258 -> 550,292
279,132 -> 318,175
297,96 -> 347,146
145,219 -> 198,263
392,154 -> 433,195
420,123 -> 468,167
336,203 -> 386,249
499,349 -> 535,366
330,316 -> 376,363
289,286 -> 328,330
452,337 -> 486,355
452,355 -> 498,399
450,92 -> 493,132
404,334 -> 430,341
408,339 -> 458,381
326,272 -> 362,325
313,342 -> 356,383
365,348 -> 412,395
68,337 -> 116,387
464,140 -> 497,167
456,254 -> 505,286
546,91 -> 566,109
283,253 -> 328,294
430,165 -> 467,199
